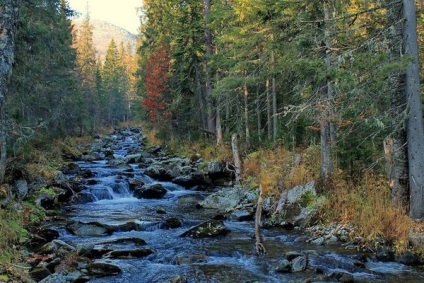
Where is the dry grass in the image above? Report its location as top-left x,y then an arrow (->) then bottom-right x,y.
321,172 -> 417,253
243,146 -> 320,196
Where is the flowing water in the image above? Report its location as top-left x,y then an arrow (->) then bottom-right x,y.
56,130 -> 424,283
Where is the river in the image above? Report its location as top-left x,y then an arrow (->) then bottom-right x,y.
55,128 -> 424,283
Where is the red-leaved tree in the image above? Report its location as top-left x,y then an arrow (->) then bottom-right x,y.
143,44 -> 172,125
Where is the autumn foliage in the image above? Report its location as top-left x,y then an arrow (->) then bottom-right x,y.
143,44 -> 172,125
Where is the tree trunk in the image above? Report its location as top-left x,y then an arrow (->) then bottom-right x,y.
244,84 -> 250,147
0,0 -> 21,183
320,2 -> 334,180
271,51 -> 277,146
256,87 -> 262,143
266,79 -> 272,140
255,186 -> 266,255
403,0 -> 424,219
388,0 -> 409,207
216,104 -> 223,145
202,0 -> 215,134
193,54 -> 207,130
231,133 -> 241,185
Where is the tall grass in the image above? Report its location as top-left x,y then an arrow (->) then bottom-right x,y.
321,172 -> 417,253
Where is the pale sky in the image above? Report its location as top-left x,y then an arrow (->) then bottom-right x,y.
67,0 -> 142,34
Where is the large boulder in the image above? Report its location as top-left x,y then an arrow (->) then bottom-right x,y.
144,164 -> 175,181
133,184 -> 167,199
198,186 -> 246,210
180,219 -> 230,238
172,172 -> 207,188
286,181 -> 316,204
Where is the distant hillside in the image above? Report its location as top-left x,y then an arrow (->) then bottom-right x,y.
73,19 -> 137,60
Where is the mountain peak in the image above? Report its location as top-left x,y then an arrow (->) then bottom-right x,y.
73,19 -> 137,60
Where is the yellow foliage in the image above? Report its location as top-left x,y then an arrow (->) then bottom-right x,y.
321,172 -> 418,253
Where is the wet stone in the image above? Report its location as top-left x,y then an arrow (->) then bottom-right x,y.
180,219 -> 230,238
66,221 -> 114,236
133,184 -> 167,199
87,262 -> 121,277
103,248 -> 154,259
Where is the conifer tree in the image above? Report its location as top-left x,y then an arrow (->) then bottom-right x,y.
75,10 -> 99,132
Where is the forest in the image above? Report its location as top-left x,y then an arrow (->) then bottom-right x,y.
2,0 -> 424,282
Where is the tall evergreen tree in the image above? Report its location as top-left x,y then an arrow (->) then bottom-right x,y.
75,10 -> 99,132
0,0 -> 21,183
102,39 -> 128,125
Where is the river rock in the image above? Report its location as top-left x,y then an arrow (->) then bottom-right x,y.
175,254 -> 208,265
133,184 -> 167,199
128,179 -> 145,191
28,228 -> 59,247
36,193 -> 55,210
172,172 -> 207,188
99,237 -> 147,246
161,217 -> 182,229
291,255 -> 308,272
328,271 -> 354,283
180,219 -> 230,238
37,239 -> 76,255
72,192 -> 96,204
62,163 -> 82,175
87,262 -> 121,277
29,267 -> 51,281
144,164 -> 175,181
66,221 -> 114,236
126,153 -> 142,163
169,275 -> 188,283
376,247 -> 395,262
81,152 -> 101,162
198,185 -> 246,210
275,258 -> 291,273
396,251 -> 423,266
231,210 -> 253,221
103,248 -> 154,259
286,181 -> 316,204
275,252 -> 308,273
206,161 -> 227,178
14,179 -> 28,200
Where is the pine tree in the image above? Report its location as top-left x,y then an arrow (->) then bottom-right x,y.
101,39 -> 128,125
75,10 -> 99,132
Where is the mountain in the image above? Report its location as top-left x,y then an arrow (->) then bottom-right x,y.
73,19 -> 137,60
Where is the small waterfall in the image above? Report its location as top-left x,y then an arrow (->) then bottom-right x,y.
86,181 -> 132,201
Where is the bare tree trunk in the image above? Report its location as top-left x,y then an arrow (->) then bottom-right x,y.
388,0 -> 409,207
403,0 -> 424,219
231,133 -> 241,185
271,51 -> 277,146
202,0 -> 215,134
244,84 -> 250,147
256,87 -> 262,143
0,0 -> 21,183
320,2 -> 334,180
193,55 -> 207,130
216,104 -> 223,145
255,186 -> 266,255
266,79 -> 272,141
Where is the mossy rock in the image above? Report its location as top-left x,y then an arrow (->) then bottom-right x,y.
180,220 -> 230,238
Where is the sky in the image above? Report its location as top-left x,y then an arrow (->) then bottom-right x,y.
67,0 -> 141,34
